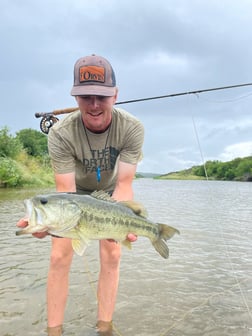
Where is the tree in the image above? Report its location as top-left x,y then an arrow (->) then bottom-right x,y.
205,160 -> 219,177
0,126 -> 23,158
235,158 -> 252,179
192,165 -> 205,177
16,128 -> 48,157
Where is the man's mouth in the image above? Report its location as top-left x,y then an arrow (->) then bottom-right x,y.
88,112 -> 103,117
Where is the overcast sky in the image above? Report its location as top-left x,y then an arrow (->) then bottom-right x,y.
1,0 -> 252,173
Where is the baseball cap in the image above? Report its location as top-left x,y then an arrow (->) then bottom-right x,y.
71,54 -> 117,97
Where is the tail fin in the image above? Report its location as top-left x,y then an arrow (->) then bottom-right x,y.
158,223 -> 180,241
152,224 -> 180,259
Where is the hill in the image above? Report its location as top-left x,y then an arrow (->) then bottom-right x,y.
158,156 -> 252,181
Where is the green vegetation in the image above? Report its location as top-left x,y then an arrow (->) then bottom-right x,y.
0,127 -> 54,187
16,128 -> 48,156
159,157 -> 252,181
1,126 -> 251,187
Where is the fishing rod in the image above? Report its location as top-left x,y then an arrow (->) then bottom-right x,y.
115,82 -> 252,105
35,82 -> 252,133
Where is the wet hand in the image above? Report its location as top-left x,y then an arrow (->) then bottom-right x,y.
16,217 -> 29,228
127,233 -> 137,242
107,233 -> 137,243
16,218 -> 48,239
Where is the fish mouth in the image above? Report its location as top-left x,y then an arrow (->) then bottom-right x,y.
24,199 -> 32,217
24,199 -> 43,225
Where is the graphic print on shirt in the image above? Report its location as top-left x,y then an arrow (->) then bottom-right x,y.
82,146 -> 119,174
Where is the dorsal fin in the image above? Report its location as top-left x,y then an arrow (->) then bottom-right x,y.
91,191 -> 148,218
119,200 -> 148,218
90,190 -> 117,203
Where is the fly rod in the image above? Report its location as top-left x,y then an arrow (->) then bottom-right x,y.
35,82 -> 252,133
115,82 -> 252,105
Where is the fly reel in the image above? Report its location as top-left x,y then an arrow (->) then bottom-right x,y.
39,115 -> 59,134
35,107 -> 79,134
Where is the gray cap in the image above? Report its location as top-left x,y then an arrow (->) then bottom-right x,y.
71,54 -> 116,96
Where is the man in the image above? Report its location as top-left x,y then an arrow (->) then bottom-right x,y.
17,54 -> 144,335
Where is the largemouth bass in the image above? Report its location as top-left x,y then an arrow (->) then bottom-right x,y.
16,191 -> 179,258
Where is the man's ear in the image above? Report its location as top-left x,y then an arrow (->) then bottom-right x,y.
113,87 -> 119,103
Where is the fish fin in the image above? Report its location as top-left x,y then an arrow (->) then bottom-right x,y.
158,223 -> 180,241
91,190 -> 117,203
72,238 -> 89,256
119,200 -> 148,218
152,239 -> 170,259
121,239 -> 132,250
49,227 -> 80,239
152,224 -> 180,259
90,191 -> 148,218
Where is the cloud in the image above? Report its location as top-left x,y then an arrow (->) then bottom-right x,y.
219,142 -> 252,162
1,0 -> 252,173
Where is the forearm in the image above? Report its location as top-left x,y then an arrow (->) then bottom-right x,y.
112,161 -> 137,201
54,172 -> 76,192
112,162 -> 138,241
112,183 -> 133,201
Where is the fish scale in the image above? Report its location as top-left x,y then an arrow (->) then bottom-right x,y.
80,198 -> 159,238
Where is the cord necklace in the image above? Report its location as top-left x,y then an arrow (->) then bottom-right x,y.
83,123 -> 111,183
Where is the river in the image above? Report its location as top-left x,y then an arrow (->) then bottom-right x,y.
0,179 -> 251,335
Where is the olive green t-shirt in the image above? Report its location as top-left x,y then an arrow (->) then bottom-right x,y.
48,108 -> 144,193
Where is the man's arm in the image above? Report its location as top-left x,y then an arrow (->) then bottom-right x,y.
112,161 -> 136,201
112,161 -> 138,242
54,163 -> 136,198
54,172 -> 76,192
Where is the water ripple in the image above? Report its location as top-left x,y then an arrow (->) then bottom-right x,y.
0,181 -> 251,335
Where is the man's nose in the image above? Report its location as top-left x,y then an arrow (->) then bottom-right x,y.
89,97 -> 100,107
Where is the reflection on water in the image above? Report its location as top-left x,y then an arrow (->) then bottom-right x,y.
0,180 -> 251,335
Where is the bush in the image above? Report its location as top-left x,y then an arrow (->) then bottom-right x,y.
0,127 -> 23,159
0,157 -> 23,187
16,128 -> 48,157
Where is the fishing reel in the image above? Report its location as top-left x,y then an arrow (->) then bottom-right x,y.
35,113 -> 59,134
35,107 -> 79,134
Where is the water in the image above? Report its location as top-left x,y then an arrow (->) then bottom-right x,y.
0,180 -> 251,335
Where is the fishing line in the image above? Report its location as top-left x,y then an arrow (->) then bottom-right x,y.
191,113 -> 208,180
190,98 -> 252,321
158,277 -> 252,336
193,90 -> 252,104
156,102 -> 252,336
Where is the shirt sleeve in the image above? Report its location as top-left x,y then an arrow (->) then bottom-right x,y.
47,127 -> 76,174
119,120 -> 144,164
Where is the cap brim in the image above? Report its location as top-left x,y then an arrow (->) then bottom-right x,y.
71,85 -> 116,97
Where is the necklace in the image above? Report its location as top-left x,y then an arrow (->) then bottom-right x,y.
83,123 -> 111,183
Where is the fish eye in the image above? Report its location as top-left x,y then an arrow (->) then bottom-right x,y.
40,197 -> 48,205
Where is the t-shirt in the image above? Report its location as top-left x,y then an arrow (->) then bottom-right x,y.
48,107 -> 144,193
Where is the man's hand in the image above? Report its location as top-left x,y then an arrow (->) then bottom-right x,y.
16,218 -> 48,239
127,233 -> 137,242
107,233 -> 137,244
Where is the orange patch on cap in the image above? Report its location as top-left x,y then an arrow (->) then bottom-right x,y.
79,66 -> 105,83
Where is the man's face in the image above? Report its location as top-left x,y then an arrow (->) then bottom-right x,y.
76,91 -> 117,132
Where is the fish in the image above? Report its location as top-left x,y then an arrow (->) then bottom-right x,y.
16,191 -> 179,258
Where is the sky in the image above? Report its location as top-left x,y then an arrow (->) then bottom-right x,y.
1,0 -> 252,174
